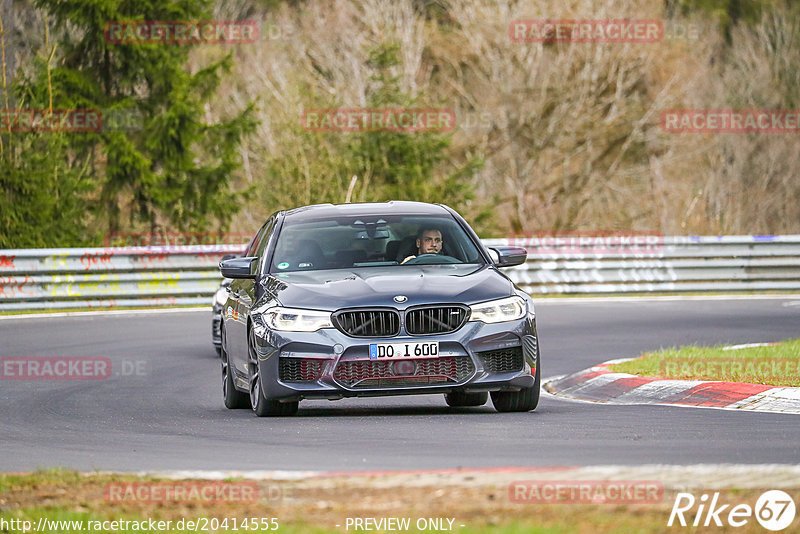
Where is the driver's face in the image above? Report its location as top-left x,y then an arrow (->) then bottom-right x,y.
417,229 -> 443,255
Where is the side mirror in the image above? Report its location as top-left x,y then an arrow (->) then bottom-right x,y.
220,256 -> 258,279
488,246 -> 528,268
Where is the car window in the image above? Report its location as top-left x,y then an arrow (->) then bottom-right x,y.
244,218 -> 272,257
243,231 -> 260,257
254,217 -> 276,257
270,214 -> 485,273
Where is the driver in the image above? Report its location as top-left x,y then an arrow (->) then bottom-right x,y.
401,228 -> 442,264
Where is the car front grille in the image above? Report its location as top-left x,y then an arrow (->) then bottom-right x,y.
333,306 -> 469,338
478,346 -> 524,374
405,306 -> 468,335
333,309 -> 400,337
333,356 -> 475,388
279,358 -> 326,382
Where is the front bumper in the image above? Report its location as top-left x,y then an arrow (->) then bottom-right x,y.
251,317 -> 539,402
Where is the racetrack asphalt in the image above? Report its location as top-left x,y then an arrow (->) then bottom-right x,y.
0,296 -> 799,472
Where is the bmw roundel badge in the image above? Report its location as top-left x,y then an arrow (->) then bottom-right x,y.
393,295 -> 408,303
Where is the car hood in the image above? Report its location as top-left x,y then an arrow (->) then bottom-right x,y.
264,264 -> 514,310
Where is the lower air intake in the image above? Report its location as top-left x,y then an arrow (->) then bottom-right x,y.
478,346 -> 524,374
279,358 -> 326,382
333,357 -> 475,388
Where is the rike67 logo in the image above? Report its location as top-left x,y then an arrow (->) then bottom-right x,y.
668,490 -> 796,531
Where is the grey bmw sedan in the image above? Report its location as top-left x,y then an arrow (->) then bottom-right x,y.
219,201 -> 539,416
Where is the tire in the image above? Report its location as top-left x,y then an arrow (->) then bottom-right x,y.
444,391 -> 488,407
248,329 -> 299,417
491,359 -> 541,413
221,325 -> 249,409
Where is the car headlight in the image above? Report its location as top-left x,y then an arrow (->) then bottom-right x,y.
469,296 -> 526,323
258,307 -> 333,333
213,287 -> 228,307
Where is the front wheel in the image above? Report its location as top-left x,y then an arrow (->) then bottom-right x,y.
221,325 -> 249,409
248,330 -> 299,417
491,361 -> 540,413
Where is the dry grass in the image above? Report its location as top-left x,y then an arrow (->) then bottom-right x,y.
197,0 -> 800,237
2,469 -> 798,533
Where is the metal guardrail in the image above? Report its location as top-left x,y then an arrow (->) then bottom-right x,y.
0,235 -> 799,310
484,235 -> 800,294
0,245 -> 245,311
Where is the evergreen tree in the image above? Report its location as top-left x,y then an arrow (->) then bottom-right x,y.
0,0 -> 256,247
0,15 -> 94,248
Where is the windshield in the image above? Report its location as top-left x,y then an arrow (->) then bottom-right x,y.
270,214 -> 485,273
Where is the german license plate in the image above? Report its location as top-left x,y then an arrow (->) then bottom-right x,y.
369,341 -> 439,360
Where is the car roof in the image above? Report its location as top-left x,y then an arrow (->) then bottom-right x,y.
281,201 -> 452,222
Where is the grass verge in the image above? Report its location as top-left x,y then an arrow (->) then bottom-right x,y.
0,469 -> 795,533
609,338 -> 800,387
